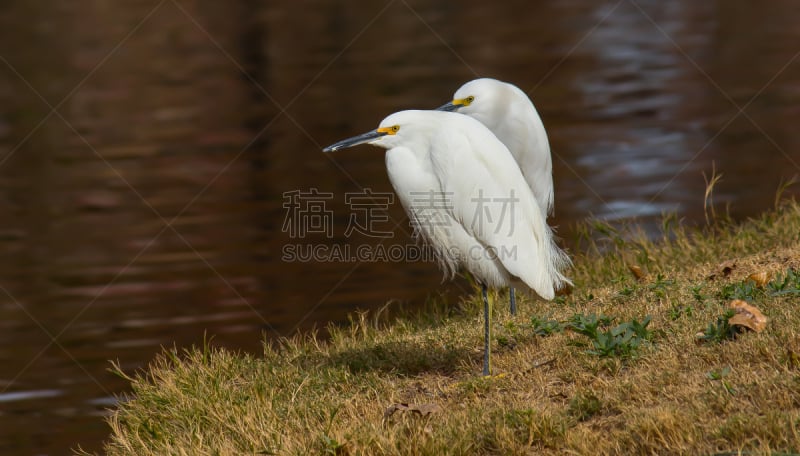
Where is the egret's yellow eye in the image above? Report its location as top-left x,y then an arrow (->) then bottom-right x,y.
453,96 -> 475,107
378,125 -> 401,135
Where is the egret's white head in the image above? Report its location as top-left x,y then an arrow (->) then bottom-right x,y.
437,78 -> 517,127
322,110 -> 436,152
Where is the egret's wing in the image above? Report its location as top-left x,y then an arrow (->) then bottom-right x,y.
434,124 -> 560,299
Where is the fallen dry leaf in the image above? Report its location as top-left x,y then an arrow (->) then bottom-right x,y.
384,403 -> 441,419
747,271 -> 771,287
628,265 -> 646,281
728,299 -> 768,332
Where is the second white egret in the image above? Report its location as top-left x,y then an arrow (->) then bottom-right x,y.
323,110 -> 571,376
438,78 -> 563,314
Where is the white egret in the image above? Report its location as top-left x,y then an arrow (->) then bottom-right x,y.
323,110 -> 571,376
438,78 -> 559,315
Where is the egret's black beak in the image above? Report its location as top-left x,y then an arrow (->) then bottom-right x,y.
436,101 -> 460,112
322,129 -> 386,152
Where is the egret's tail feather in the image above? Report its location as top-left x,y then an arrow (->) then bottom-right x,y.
544,225 -> 573,293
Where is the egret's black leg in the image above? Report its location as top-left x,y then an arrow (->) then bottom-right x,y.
509,286 -> 517,315
482,283 -> 491,376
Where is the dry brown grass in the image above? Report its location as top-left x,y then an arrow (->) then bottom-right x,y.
90,201 -> 800,455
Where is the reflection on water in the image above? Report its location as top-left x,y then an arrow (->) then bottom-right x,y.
1,1 -> 798,454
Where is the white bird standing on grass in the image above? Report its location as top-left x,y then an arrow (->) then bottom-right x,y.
438,78 -> 560,315
323,110 -> 571,376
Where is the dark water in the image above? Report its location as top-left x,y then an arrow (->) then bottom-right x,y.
1,1 -> 798,453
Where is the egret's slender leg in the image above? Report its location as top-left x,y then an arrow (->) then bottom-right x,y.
482,284 -> 492,376
509,286 -> 517,315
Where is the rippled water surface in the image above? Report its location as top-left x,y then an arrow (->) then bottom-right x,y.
1,1 -> 799,453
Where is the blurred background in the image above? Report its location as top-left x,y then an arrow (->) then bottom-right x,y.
0,0 -> 798,453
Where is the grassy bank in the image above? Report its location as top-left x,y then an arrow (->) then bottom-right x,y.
92,201 -> 800,455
